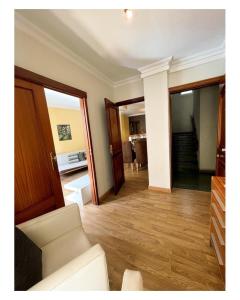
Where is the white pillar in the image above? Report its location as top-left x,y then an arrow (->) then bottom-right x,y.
141,69 -> 171,191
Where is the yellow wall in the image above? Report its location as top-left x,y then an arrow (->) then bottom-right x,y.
48,107 -> 86,154
119,113 -> 130,142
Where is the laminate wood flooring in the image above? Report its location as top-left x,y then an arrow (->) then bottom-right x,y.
80,167 -> 224,291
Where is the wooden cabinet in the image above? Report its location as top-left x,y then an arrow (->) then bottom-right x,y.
210,176 -> 225,281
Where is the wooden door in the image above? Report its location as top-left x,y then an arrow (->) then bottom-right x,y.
15,78 -> 64,224
216,85 -> 225,176
105,98 -> 125,194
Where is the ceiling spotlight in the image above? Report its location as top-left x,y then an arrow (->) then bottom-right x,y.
124,9 -> 133,19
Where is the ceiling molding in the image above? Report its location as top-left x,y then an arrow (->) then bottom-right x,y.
113,74 -> 142,88
15,13 -> 225,88
15,13 -> 114,87
138,57 -> 173,79
170,43 -> 225,73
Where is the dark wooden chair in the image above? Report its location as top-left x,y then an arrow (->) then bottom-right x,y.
122,141 -> 134,171
135,139 -> 148,172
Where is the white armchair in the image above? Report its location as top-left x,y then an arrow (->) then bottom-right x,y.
17,203 -> 143,291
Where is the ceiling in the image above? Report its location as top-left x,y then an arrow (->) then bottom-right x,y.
119,102 -> 145,116
45,88 -> 80,110
17,9 -> 225,82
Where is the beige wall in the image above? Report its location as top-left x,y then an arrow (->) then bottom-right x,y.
119,113 -> 130,142
48,107 -> 86,154
199,86 -> 219,171
15,28 -> 113,197
113,80 -> 144,101
169,59 -> 225,88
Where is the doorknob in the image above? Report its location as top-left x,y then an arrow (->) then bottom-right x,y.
50,152 -> 58,171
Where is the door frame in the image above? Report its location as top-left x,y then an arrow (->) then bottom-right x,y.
115,96 -> 144,107
168,75 -> 225,188
15,66 -> 99,205
105,96 -> 145,193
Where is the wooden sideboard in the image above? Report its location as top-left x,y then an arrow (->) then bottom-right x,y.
210,176 -> 225,281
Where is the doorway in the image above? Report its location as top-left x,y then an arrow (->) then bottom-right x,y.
44,88 -> 92,206
105,96 -> 148,194
15,67 -> 99,223
169,76 -> 225,191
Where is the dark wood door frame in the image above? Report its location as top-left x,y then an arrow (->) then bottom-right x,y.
168,75 -> 225,188
169,75 -> 225,94
115,96 -> 144,107
15,66 -> 99,205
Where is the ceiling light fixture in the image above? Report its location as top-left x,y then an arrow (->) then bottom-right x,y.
124,9 -> 133,19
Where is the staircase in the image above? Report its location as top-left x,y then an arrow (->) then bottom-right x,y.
172,132 -> 198,174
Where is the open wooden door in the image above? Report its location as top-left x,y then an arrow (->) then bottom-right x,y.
105,98 -> 125,194
15,78 -> 64,224
216,85 -> 225,176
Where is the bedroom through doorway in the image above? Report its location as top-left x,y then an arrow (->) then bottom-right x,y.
45,88 -> 91,206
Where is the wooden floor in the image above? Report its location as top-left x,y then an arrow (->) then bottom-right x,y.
80,166 -> 224,291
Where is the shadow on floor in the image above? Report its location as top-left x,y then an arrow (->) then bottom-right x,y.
172,171 -> 214,192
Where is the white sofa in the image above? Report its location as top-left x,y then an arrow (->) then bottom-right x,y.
56,151 -> 88,175
17,204 -> 143,291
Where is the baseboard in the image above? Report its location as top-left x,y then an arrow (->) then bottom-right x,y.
99,186 -> 113,202
148,186 -> 172,193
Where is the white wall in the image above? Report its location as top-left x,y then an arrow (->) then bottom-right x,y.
199,86 -> 219,171
15,28 -> 114,197
143,71 -> 171,189
171,93 -> 194,133
113,79 -> 144,101
169,59 -> 225,87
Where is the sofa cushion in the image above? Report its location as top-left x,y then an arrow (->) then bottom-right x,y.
68,153 -> 79,163
58,160 -> 87,173
15,227 -> 42,290
41,227 -> 91,278
78,152 -> 86,161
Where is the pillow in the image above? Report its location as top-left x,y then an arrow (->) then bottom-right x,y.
68,153 -> 79,158
15,227 -> 42,291
78,152 -> 86,161
68,154 -> 80,163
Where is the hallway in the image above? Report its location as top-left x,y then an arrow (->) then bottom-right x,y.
79,168 -> 224,291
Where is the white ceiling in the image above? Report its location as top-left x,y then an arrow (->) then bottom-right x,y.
119,102 -> 145,116
45,88 -> 80,110
17,9 -> 225,82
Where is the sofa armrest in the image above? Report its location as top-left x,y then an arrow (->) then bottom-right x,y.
121,269 -> 143,291
29,244 -> 109,291
17,204 -> 82,248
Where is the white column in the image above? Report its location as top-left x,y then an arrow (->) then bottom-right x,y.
142,70 -> 171,190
